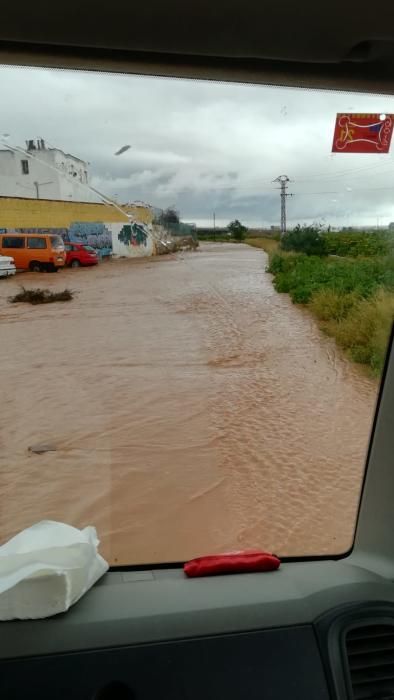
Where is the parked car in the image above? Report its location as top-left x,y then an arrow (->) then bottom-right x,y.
0,233 -> 66,272
65,243 -> 99,267
0,254 -> 16,278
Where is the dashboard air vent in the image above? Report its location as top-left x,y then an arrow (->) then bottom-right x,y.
346,624 -> 394,699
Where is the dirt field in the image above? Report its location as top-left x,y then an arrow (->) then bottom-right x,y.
0,244 -> 378,565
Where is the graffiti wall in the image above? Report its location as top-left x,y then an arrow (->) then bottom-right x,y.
111,221 -> 154,258
0,197 -> 155,258
66,222 -> 113,257
1,220 -> 155,259
67,220 -> 154,258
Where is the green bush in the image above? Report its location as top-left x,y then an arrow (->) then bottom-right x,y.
228,219 -> 247,241
324,231 -> 392,257
267,250 -> 394,372
268,253 -> 394,305
280,226 -> 394,258
268,252 -> 293,274
281,224 -> 327,256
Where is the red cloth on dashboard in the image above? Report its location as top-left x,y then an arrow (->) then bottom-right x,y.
184,551 -> 280,578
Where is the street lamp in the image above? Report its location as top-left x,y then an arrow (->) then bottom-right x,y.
33,180 -> 53,199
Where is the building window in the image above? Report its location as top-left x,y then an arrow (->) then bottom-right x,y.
21,160 -> 29,175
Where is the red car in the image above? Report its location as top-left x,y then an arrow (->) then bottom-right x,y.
65,243 -> 99,267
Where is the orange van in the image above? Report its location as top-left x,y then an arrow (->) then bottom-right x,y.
0,233 -> 66,272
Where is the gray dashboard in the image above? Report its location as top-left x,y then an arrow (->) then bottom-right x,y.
1,560 -> 394,699
1,625 -> 328,699
2,560 -> 394,659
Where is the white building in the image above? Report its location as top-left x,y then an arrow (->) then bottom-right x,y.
0,139 -> 96,202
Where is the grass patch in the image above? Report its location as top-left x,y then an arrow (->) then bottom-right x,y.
267,252 -> 394,373
324,231 -> 392,258
309,289 -> 360,321
9,287 -> 74,305
280,226 -> 393,257
268,253 -> 394,304
326,291 -> 394,373
246,237 -> 279,254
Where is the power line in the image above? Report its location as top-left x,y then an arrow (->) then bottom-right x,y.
292,185 -> 394,196
152,178 -> 394,196
292,159 -> 394,182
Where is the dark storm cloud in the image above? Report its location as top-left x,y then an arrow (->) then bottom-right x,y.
2,65 -> 394,227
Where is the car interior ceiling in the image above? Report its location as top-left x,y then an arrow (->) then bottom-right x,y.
1,1 -> 394,698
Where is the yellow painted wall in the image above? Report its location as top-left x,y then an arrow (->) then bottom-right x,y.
122,204 -> 154,225
0,197 -> 154,228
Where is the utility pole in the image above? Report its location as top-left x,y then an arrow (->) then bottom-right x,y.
273,175 -> 293,235
213,212 -> 216,229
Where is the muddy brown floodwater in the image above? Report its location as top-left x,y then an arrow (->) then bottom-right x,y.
0,243 -> 378,565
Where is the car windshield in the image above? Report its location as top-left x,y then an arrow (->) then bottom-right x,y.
0,66 -> 393,567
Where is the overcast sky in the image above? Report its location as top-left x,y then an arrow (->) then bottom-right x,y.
2,65 -> 394,228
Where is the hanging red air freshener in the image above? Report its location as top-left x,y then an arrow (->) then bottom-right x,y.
332,113 -> 394,153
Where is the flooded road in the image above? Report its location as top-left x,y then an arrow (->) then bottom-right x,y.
0,243 -> 378,564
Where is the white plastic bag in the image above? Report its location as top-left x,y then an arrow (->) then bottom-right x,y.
0,520 -> 109,620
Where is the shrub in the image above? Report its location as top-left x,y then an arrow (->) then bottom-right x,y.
266,249 -> 394,373
328,290 -> 394,373
281,224 -> 327,256
267,252 -> 296,274
155,207 -> 180,225
268,253 -> 394,305
309,289 -> 359,321
228,219 -> 247,241
324,231 -> 392,257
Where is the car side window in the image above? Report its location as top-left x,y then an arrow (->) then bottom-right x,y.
27,238 -> 47,249
65,245 -> 72,251
2,237 -> 25,249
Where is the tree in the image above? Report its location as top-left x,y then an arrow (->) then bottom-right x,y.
158,207 -> 180,225
281,224 -> 327,256
228,219 -> 247,241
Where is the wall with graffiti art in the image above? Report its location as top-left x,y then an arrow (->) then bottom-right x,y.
0,196 -> 155,258
111,221 -> 154,258
65,222 -> 113,257
0,196 -> 156,258
0,221 -> 154,258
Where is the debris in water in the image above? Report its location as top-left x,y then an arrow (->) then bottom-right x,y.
9,287 -> 74,305
29,443 -> 57,455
